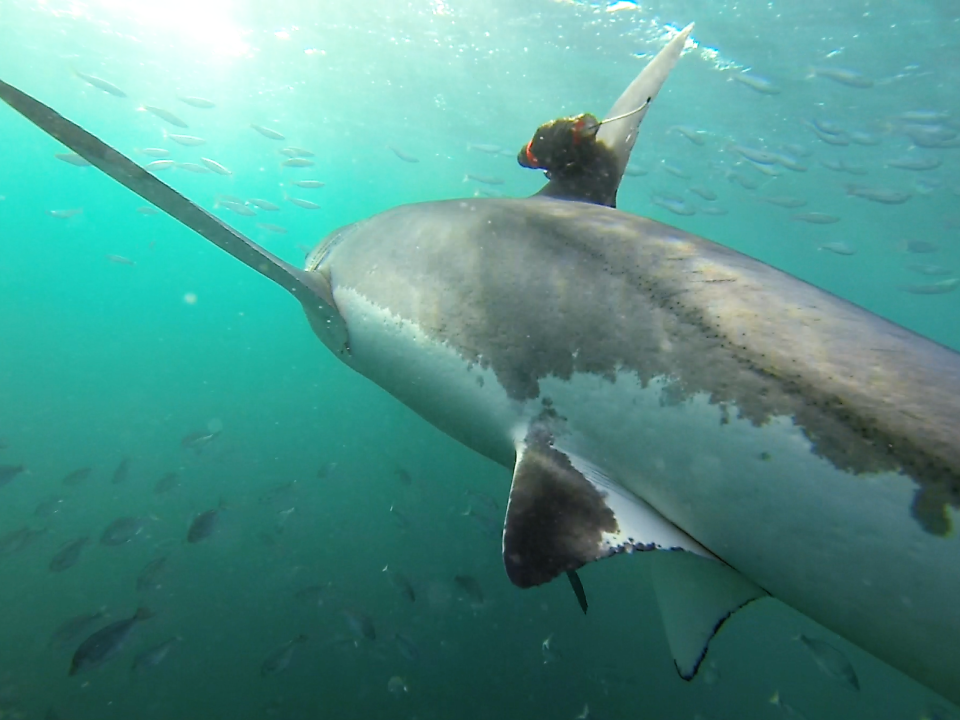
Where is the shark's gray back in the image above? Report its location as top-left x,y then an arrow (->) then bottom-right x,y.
315,197 -> 960,535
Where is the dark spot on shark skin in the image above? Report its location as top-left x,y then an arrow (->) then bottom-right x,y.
318,198 -> 960,534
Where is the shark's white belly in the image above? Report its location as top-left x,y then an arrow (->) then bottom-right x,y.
335,285 -> 960,701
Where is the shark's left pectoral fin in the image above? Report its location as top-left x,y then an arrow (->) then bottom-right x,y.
649,549 -> 767,679
502,426 -> 767,678
502,426 -> 712,589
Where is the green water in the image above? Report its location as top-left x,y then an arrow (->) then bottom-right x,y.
1,0 -> 958,718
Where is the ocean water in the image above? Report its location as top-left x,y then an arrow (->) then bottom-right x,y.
0,0 -> 958,718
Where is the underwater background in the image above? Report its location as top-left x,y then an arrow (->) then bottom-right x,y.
1,0 -> 958,718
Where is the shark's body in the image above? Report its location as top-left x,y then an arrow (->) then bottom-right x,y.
310,197 -> 960,701
2,23 -> 959,705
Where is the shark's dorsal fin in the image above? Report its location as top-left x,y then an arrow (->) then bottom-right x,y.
502,424 -> 766,679
520,23 -> 693,207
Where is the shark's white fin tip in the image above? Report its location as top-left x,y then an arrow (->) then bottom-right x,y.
650,551 -> 767,680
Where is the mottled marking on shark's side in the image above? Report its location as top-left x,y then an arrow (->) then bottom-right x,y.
4,21 -> 960,705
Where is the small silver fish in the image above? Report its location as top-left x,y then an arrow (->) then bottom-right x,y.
279,146 -> 315,158
849,130 -> 881,146
260,635 -> 307,676
730,144 -> 778,165
281,158 -> 315,168
819,242 -> 856,256
731,72 -> 781,94
454,574 -> 484,606
769,691 -> 809,720
810,67 -> 873,88
811,118 -> 844,135
541,634 -> 561,663
136,147 -> 171,158
141,105 -> 188,128
49,537 -> 89,573
163,131 -> 207,147
464,173 -> 504,185
791,212 -> 840,224
136,556 -> 168,592
187,503 -> 224,543
623,164 -> 647,177
286,196 -> 320,210
808,126 -> 850,146
49,609 -> 108,649
661,162 -> 690,179
757,195 -> 807,209
111,457 -> 131,484
154,471 -> 179,494
343,609 -> 376,641
846,185 -> 912,204
389,145 -> 420,163
251,123 -> 285,140
248,198 -> 280,211
217,200 -> 256,216
904,240 -> 940,254
1,525 -> 46,555
0,464 -> 25,487
136,206 -> 159,215
291,180 -> 324,188
796,634 -> 860,691
144,160 -> 175,172
698,206 -> 729,216
72,68 -> 126,97
61,467 -> 92,485
671,125 -> 706,145
386,568 -> 416,602
200,157 -> 232,175
100,516 -> 146,546
886,156 -> 942,171
177,95 -> 216,109
770,153 -> 807,172
47,208 -> 83,219
907,263 -> 952,276
176,162 -> 212,174
70,607 -> 153,675
54,153 -> 90,167
394,632 -> 420,662
726,171 -> 759,190
132,636 -> 180,673
35,495 -> 64,518
256,222 -> 288,234
899,278 -> 960,295
651,196 -> 695,216
467,143 -> 503,154
106,254 -> 135,266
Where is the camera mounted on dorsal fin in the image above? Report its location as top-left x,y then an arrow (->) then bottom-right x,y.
518,113 -> 604,176
517,99 -> 651,208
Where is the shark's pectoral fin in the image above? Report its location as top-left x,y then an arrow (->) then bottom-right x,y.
502,426 -> 766,677
649,550 -> 767,680
502,426 -> 711,589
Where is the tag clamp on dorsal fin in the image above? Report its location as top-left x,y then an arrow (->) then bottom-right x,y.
517,100 -> 651,208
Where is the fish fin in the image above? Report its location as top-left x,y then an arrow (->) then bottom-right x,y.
0,77 -> 346,346
648,550 -> 767,680
596,23 -> 694,186
502,426 -> 712,589
565,570 -> 588,614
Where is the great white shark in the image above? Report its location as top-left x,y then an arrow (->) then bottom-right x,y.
3,23 -> 960,705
